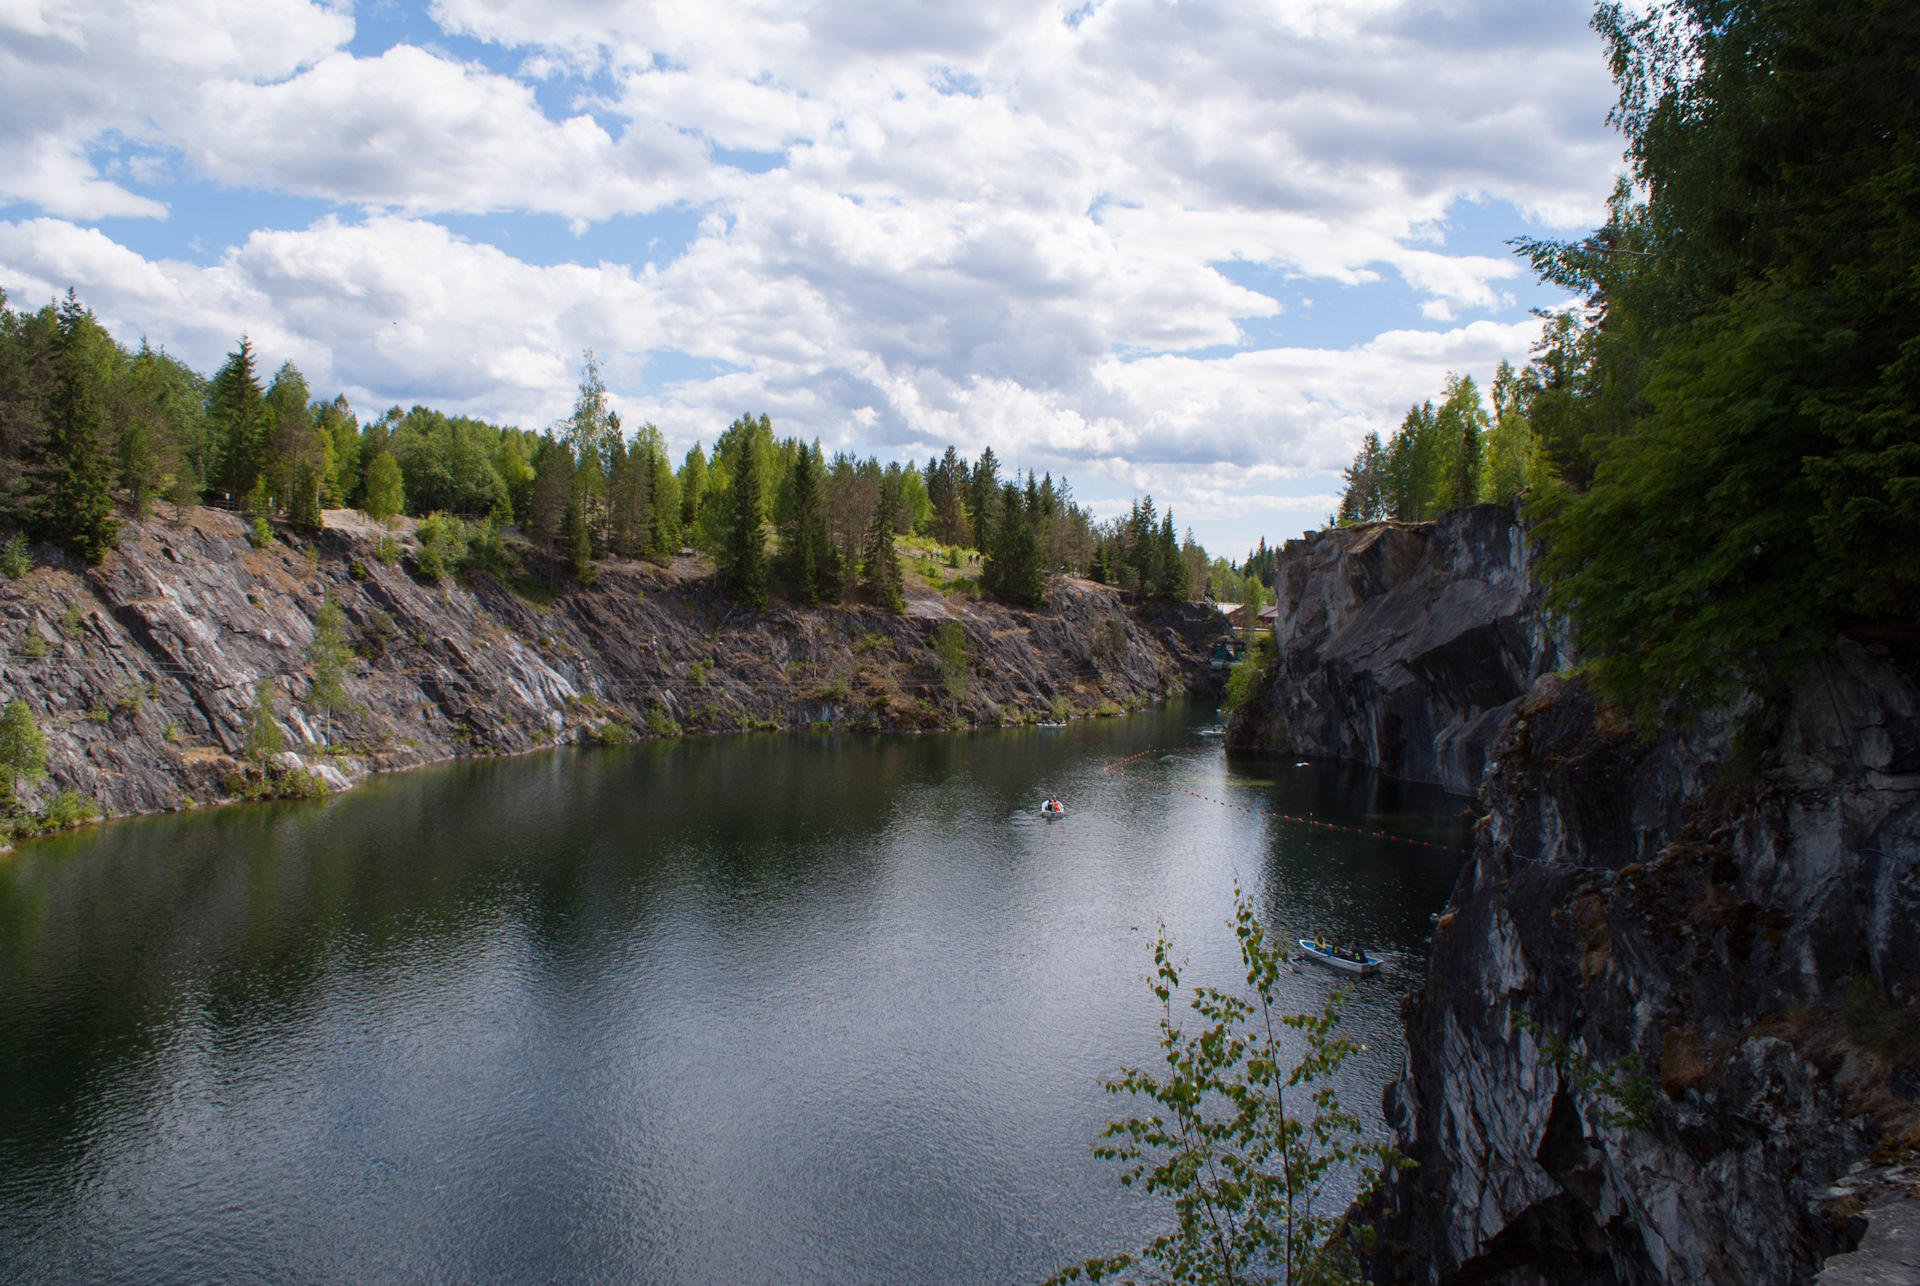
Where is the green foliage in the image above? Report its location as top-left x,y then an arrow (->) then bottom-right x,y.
288,458 -> 324,535
720,415 -> 770,607
593,721 -> 635,745
390,407 -> 512,518
362,451 -> 405,526
862,482 -> 905,613
47,293 -> 121,564
778,442 -> 839,606
305,594 -> 355,743
247,514 -> 272,549
561,494 -> 595,584
39,789 -> 97,831
1520,0 -> 1920,722
0,532 -> 29,579
207,337 -> 269,503
1050,892 -> 1407,1285
1514,1014 -> 1654,1131
15,629 -> 46,659
244,676 -> 284,761
645,705 -> 681,737
933,619 -> 968,701
1222,636 -> 1275,710
0,698 -> 48,804
1838,971 -> 1920,1060
414,512 -> 470,582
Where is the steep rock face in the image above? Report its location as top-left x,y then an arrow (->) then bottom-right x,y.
0,508 -> 1225,827
1226,504 -> 1563,794
1368,641 -> 1920,1286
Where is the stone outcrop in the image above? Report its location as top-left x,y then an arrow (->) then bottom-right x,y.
0,507 -> 1228,829
1225,504 -> 1564,795
1367,639 -> 1920,1285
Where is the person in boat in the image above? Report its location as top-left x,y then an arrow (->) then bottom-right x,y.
1044,796 -> 1063,813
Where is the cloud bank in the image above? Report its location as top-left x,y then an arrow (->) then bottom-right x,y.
0,0 -> 1620,548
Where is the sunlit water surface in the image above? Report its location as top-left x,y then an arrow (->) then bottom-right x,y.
0,703 -> 1469,1284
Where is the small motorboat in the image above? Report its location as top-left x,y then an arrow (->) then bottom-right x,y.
1296,939 -> 1381,976
1040,799 -> 1067,816
1196,725 -> 1226,737
1037,721 -> 1067,729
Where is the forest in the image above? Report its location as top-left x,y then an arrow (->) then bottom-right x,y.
1336,0 -> 1919,725
0,299 -> 1229,614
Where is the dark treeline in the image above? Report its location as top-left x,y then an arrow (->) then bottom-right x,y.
0,302 -> 1226,613
1334,0 -> 1920,725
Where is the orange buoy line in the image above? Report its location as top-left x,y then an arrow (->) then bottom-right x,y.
1102,748 -> 1468,855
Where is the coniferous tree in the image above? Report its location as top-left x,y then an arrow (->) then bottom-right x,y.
967,446 -> 1000,545
678,443 -> 708,531
289,459 -> 323,535
721,432 -> 768,607
646,444 -> 680,554
561,493 -> 595,584
779,444 -> 839,606
862,481 -> 904,613
985,479 -> 1043,607
207,338 -> 268,504
46,293 -> 119,564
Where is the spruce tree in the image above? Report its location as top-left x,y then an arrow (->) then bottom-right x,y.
561,494 -> 595,584
780,445 -> 837,606
47,293 -> 119,564
722,438 -> 768,607
862,483 -> 904,613
207,338 -> 268,504
289,459 -> 323,535
647,445 -> 680,554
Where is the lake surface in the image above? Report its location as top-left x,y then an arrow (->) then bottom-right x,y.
0,703 -> 1470,1285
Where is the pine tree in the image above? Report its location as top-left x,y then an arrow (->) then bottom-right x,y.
721,435 -> 767,607
47,293 -> 119,564
862,483 -> 904,613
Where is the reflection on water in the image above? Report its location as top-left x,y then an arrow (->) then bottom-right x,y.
0,704 -> 1468,1285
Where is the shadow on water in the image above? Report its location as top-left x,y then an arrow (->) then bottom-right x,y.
0,703 -> 1468,1286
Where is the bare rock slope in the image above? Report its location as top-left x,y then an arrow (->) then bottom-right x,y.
1366,643 -> 1920,1285
1225,504 -> 1564,794
0,508 -> 1227,825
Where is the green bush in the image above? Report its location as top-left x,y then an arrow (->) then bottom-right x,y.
1222,635 -> 1275,710
16,630 -> 46,659
41,790 -> 98,831
0,533 -> 29,579
594,721 -> 635,745
247,515 -> 273,549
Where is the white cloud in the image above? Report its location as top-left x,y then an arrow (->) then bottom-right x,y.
0,0 -> 1624,549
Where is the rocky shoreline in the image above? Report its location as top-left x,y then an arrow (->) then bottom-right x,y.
1228,504 -> 1920,1285
0,506 -> 1230,839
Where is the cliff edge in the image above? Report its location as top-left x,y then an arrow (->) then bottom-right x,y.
0,507 -> 1228,829
1367,644 -> 1920,1285
1225,504 -> 1564,795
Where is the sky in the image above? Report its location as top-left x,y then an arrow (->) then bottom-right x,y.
0,0 -> 1623,556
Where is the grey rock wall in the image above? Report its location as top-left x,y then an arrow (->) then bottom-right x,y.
1367,640 -> 1920,1285
0,507 -> 1224,832
1225,504 -> 1565,794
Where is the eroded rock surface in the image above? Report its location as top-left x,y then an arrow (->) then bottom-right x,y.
0,508 -> 1226,827
1367,642 -> 1920,1286
1225,504 -> 1564,794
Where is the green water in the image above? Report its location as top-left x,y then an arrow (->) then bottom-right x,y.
0,703 -> 1469,1284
